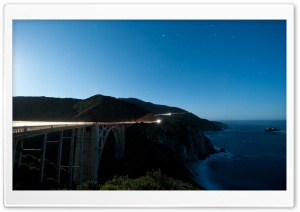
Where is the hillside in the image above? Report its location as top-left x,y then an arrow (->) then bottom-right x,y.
13,94 -> 223,131
121,97 -> 221,131
73,95 -> 148,122
13,96 -> 80,121
120,98 -> 186,114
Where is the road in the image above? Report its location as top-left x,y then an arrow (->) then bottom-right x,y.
12,120 -> 162,134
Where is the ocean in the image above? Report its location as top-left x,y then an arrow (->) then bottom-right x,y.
188,120 -> 287,190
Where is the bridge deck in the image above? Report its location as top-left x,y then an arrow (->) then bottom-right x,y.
12,121 -> 138,139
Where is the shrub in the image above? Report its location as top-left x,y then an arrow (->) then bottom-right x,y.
76,170 -> 200,190
77,180 -> 101,190
99,170 -> 198,190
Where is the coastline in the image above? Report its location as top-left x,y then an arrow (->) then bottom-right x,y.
187,150 -> 237,190
188,120 -> 286,190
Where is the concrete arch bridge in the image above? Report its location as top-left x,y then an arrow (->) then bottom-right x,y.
13,121 -> 131,188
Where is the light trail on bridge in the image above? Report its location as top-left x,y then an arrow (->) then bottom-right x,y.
13,121 -> 95,127
13,120 -> 160,127
13,120 -> 162,134
13,121 -> 95,134
154,112 -> 188,116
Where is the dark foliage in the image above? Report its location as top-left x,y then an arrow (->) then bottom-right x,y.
13,154 -> 73,190
78,170 -> 201,190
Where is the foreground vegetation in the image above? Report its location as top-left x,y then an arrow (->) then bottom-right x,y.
13,154 -> 200,190
77,170 -> 200,190
13,154 -> 71,190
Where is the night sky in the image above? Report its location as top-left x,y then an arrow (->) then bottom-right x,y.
13,20 -> 286,120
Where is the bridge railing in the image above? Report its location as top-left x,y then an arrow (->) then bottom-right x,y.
12,122 -> 134,139
13,125 -> 78,134
12,121 -> 139,134
13,122 -> 96,133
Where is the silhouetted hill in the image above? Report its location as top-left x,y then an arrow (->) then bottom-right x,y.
121,97 -> 222,131
73,95 -> 148,122
120,98 -> 186,114
158,112 -> 223,131
13,95 -> 148,122
13,95 -> 224,131
13,96 -> 80,121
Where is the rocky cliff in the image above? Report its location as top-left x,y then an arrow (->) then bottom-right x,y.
99,120 -> 216,186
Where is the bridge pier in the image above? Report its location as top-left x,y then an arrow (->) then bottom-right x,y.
74,124 -> 100,183
40,134 -> 47,186
68,129 -> 75,188
72,127 -> 85,185
17,139 -> 24,167
12,138 -> 18,168
56,131 -> 63,184
74,124 -> 127,184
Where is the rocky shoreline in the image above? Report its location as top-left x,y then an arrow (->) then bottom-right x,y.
97,121 -> 218,187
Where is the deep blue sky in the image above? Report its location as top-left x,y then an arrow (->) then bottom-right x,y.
13,20 -> 286,120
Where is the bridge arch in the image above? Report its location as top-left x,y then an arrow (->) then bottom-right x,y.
97,126 -> 120,165
96,125 -> 125,180
97,129 -> 117,183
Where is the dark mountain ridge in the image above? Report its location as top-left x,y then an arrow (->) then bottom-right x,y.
120,97 -> 186,114
13,94 -> 223,131
73,95 -> 148,122
120,97 -> 222,131
13,96 -> 80,121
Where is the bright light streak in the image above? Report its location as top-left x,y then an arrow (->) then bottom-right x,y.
154,113 -> 172,116
156,119 -> 161,124
154,112 -> 188,116
12,121 -> 90,127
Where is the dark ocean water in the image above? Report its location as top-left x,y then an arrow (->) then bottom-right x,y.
188,120 -> 286,190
